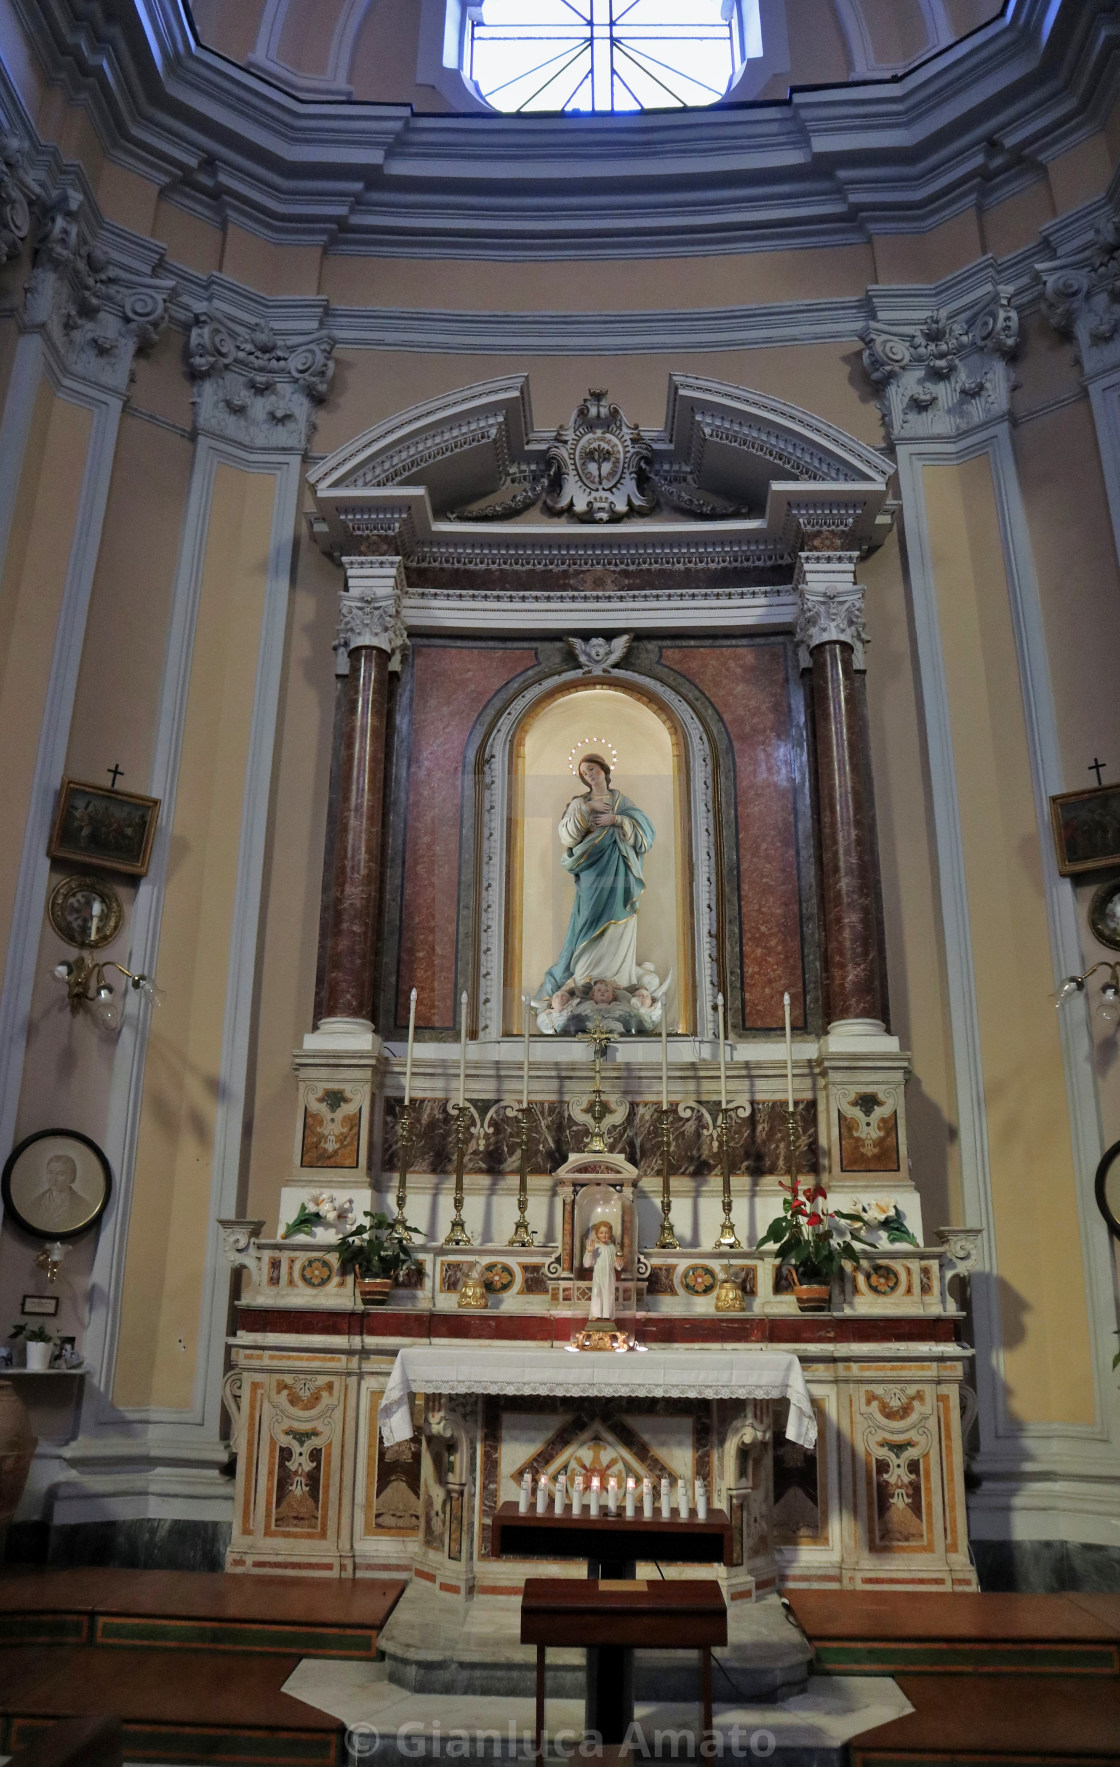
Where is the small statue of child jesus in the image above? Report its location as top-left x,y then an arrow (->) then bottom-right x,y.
585,1219 -> 620,1322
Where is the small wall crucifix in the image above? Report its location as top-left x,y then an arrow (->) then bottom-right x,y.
106,763 -> 124,789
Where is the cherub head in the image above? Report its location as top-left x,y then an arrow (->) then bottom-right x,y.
631,987 -> 653,1010
551,985 -> 578,1013
589,979 -> 615,1006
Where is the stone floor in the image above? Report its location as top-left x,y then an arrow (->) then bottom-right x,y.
379,1582 -> 812,1700
283,1655 -> 914,1766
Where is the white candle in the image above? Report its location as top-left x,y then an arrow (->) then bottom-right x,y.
458,990 -> 468,1108
660,1476 -> 671,1520
572,1475 -> 584,1517
625,1477 -> 636,1519
783,990 -> 794,1111
589,1478 -> 600,1518
642,1478 -> 654,1519
695,1479 -> 708,1522
536,1474 -> 550,1515
716,992 -> 727,1109
519,1472 -> 531,1514
521,995 -> 531,1109
660,1009 -> 668,1110
403,987 -> 418,1105
554,1476 -> 565,1515
607,1476 -> 619,1516
678,1477 -> 690,1520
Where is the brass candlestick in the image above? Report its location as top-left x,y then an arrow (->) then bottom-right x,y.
713,1105 -> 742,1249
655,1105 -> 679,1249
785,1101 -> 799,1194
392,1101 -> 414,1242
580,1014 -> 614,1153
508,1104 -> 535,1246
443,1103 -> 473,1247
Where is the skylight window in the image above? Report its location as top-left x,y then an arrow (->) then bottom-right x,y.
466,0 -> 758,114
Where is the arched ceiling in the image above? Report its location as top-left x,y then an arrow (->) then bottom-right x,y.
187,0 -> 1005,110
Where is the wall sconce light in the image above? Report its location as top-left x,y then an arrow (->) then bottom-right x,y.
52,955 -> 159,1030
47,874 -> 160,1030
34,1240 -> 70,1284
1055,960 -> 1120,1025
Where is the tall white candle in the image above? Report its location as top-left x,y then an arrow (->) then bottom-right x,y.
536,1474 -> 550,1515
625,1476 -> 636,1519
642,1477 -> 654,1520
572,1475 -> 584,1517
589,1478 -> 600,1519
521,995 -> 531,1109
607,1476 -> 619,1516
716,992 -> 727,1109
404,987 -> 418,1104
519,1471 -> 531,1514
660,1008 -> 668,1110
678,1477 -> 691,1520
783,990 -> 794,1111
458,990 -> 468,1109
695,1478 -> 708,1522
554,1475 -> 566,1515
660,1476 -> 671,1520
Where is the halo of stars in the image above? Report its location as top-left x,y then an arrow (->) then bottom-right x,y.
568,737 -> 619,779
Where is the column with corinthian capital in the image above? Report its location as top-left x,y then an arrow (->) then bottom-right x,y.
318,557 -> 408,1033
796,552 -> 885,1032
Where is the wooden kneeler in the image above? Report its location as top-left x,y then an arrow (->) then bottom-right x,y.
520,1577 -> 728,1755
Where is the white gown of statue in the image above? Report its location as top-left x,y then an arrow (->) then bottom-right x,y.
588,1237 -> 618,1320
558,798 -> 641,988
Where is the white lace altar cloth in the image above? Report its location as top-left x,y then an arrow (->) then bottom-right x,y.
378,1346 -> 816,1449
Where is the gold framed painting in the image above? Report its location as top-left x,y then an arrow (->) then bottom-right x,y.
47,778 -> 160,877
2,1129 -> 112,1241
1049,783 -> 1120,877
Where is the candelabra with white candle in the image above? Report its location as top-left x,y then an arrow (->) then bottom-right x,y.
655,1008 -> 679,1249
508,996 -> 534,1246
713,992 -> 741,1249
783,989 -> 798,1198
443,990 -> 473,1246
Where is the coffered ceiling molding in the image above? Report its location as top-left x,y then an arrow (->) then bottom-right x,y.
7,0 -> 1119,256
307,372 -> 895,575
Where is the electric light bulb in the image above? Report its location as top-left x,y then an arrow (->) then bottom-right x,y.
1055,976 -> 1085,1005
1099,982 -> 1120,1025
52,962 -> 73,982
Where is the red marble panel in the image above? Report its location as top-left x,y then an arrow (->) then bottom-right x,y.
398,645 -> 536,1027
661,644 -> 803,1028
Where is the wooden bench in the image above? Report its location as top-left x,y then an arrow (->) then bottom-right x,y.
520,1577 -> 727,1752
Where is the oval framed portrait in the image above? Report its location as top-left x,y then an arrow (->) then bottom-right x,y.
1088,877 -> 1120,953
1,1129 -> 112,1240
1095,1140 -> 1120,1241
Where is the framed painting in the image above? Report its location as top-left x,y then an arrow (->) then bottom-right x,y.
48,778 -> 160,878
2,1129 -> 112,1241
1049,783 -> 1120,877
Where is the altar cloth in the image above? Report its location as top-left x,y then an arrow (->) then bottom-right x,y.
378,1346 -> 816,1449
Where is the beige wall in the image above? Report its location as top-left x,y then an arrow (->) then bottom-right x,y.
113,463 -> 281,1411
924,454 -> 1095,1428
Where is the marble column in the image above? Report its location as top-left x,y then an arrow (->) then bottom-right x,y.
319,557 -> 408,1031
795,552 -> 885,1032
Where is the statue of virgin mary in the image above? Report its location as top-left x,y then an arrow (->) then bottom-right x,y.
536,753 -> 656,1019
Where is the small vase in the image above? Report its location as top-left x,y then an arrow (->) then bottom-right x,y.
356,1277 -> 393,1307
23,1342 -> 53,1371
791,1281 -> 831,1313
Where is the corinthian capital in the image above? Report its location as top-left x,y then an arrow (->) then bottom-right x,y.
794,552 -> 866,671
21,185 -> 176,394
334,557 -> 408,674
187,303 -> 335,452
861,274 -> 1018,441
1036,208 -> 1120,380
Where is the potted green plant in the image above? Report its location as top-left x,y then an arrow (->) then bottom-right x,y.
335,1211 -> 419,1306
10,1323 -> 58,1371
756,1181 -> 874,1312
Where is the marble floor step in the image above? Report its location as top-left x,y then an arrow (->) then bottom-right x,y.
850,1670 -> 1120,1764
0,1646 -> 344,1767
0,1568 -> 405,1659
787,1590 -> 1120,1676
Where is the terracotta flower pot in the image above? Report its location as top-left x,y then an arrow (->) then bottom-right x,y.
356,1277 -> 393,1307
791,1280 -> 832,1313
0,1379 -> 37,1542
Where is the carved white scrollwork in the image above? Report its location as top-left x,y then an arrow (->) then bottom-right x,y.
188,304 -> 335,451
544,390 -> 657,524
1037,209 -> 1120,379
861,280 -> 1019,440
794,553 -> 867,671
0,133 -> 35,266
218,1218 -> 266,1283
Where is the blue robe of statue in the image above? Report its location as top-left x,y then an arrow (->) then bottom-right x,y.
541,789 -> 654,1000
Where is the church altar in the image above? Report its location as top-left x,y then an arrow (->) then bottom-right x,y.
217,382 -> 982,1676
377,1345 -> 818,1449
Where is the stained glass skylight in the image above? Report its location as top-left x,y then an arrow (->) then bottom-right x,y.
466,0 -> 757,115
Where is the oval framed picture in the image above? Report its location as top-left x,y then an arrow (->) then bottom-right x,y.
1088,876 -> 1120,953
1095,1140 -> 1120,1241
1,1129 -> 112,1240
